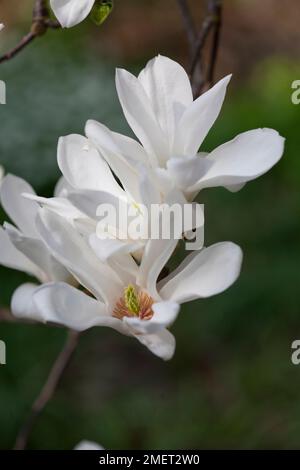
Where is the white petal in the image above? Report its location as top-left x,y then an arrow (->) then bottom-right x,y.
138,165 -> 161,209
137,189 -> 186,298
23,194 -> 83,221
11,283 -> 44,322
115,68 -> 169,164
33,282 -> 128,333
159,242 -> 243,304
54,176 -> 73,197
68,189 -> 130,241
36,208 -> 122,305
89,233 -> 138,286
86,120 -> 142,201
74,441 -> 104,450
124,301 -> 180,334
58,134 -> 123,198
111,130 -> 149,164
188,128 -> 285,193
166,154 -> 210,190
174,75 -> 231,156
136,328 -> 176,361
4,222 -> 70,283
88,234 -> 142,263
0,174 -> 39,238
86,119 -> 149,164
50,0 -> 94,28
0,226 -> 41,277
138,55 -> 193,151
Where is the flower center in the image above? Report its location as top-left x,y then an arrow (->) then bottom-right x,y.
113,284 -> 154,321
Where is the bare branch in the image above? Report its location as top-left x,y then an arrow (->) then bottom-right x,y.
177,0 -> 223,97
177,0 -> 197,47
206,0 -> 223,88
0,33 -> 36,64
14,329 -> 80,450
0,0 -> 61,65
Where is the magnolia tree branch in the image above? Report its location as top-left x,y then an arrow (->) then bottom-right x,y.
0,0 -> 61,65
14,329 -> 80,450
177,0 -> 223,97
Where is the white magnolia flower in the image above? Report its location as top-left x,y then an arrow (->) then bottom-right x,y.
85,55 -> 285,200
74,440 -> 104,450
50,0 -> 95,28
0,24 -> 4,32
53,134 -> 204,260
0,174 -> 73,321
23,207 -> 242,360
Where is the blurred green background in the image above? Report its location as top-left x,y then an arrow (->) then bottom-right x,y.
0,0 -> 300,449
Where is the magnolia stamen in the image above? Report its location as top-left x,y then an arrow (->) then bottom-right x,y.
113,284 -> 154,321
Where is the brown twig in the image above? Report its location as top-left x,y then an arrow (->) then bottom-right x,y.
206,0 -> 223,88
0,0 -> 61,65
177,0 -> 223,97
177,0 -> 197,48
14,329 -> 80,450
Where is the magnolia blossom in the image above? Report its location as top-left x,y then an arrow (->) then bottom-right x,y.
0,174 -> 73,321
85,55 -> 285,200
19,206 -> 243,360
47,134 -> 204,260
50,0 -> 95,28
0,24 -> 4,32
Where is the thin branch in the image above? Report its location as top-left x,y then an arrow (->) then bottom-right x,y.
177,0 -> 197,48
189,15 -> 215,85
0,0 -> 61,65
0,32 -> 36,64
177,0 -> 223,97
206,0 -> 223,88
14,329 -> 80,450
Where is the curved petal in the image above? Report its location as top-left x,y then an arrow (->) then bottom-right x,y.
50,0 -> 94,28
0,174 -> 39,238
89,233 -> 138,286
124,301 -> 180,334
138,55 -> 193,150
23,194 -> 84,221
174,75 -> 231,156
58,134 -> 123,198
11,283 -> 43,322
36,208 -> 122,305
159,242 -> 243,304
33,282 -> 129,333
86,120 -> 142,201
137,189 -> 186,299
166,154 -> 210,190
115,68 -> 169,164
0,226 -> 41,278
136,328 -> 176,361
5,222 -> 70,283
188,128 -> 285,192
54,176 -> 73,197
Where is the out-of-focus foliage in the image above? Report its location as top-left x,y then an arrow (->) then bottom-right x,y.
0,30 -> 300,450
